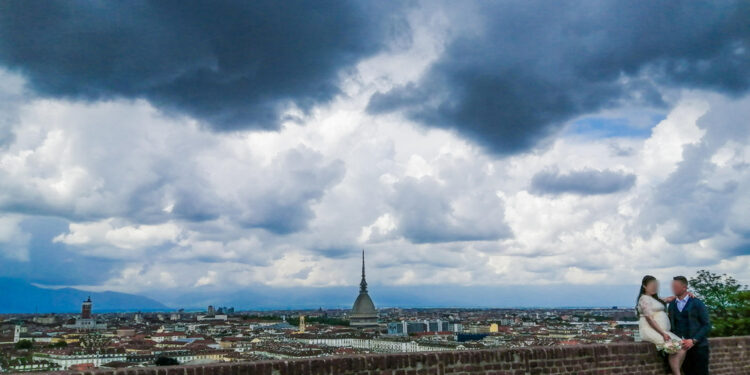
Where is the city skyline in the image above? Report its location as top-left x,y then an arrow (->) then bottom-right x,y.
2,257 -> 663,312
0,1 -> 749,309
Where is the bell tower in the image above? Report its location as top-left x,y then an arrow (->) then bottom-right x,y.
81,296 -> 92,319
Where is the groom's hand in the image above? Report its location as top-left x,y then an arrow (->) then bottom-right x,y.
682,339 -> 695,349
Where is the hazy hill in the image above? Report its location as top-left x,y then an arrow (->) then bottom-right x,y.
0,278 -> 167,313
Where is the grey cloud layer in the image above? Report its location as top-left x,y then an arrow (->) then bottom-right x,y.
391,176 -> 511,244
369,1 -> 750,154
2,91 -> 749,293
0,0 -> 404,130
1,2 -> 750,297
1,1 -> 748,156
0,99 -> 343,234
640,96 -> 750,253
530,168 -> 636,196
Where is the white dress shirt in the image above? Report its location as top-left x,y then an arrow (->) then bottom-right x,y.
676,294 -> 690,312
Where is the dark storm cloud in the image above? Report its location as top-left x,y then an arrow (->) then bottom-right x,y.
368,1 -> 750,154
530,168 -> 636,196
0,0 -> 405,129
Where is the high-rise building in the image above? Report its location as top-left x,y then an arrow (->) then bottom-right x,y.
349,250 -> 378,328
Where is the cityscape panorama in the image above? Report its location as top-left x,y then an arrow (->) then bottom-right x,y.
0,1 -> 749,374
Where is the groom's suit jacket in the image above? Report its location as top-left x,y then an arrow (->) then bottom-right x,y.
668,297 -> 712,347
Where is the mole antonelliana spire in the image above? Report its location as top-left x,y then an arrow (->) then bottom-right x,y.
360,249 -> 367,293
349,249 -> 378,328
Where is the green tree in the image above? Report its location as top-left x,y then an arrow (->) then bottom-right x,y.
14,339 -> 33,350
49,341 -> 68,348
709,289 -> 750,337
689,270 -> 750,337
155,356 -> 179,366
287,316 -> 350,327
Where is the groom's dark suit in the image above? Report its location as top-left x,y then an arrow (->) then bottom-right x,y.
668,297 -> 712,375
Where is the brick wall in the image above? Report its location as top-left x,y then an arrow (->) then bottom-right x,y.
43,336 -> 749,375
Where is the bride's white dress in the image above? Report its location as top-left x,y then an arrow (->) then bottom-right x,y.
638,295 -> 682,344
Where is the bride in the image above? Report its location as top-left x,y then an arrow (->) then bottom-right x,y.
637,275 -> 688,375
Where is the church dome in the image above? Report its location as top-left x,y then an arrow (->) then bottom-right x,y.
349,250 -> 378,327
351,292 -> 376,316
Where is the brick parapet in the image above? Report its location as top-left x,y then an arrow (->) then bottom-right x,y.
32,336 -> 750,375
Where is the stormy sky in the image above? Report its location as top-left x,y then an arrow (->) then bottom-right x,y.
0,0 -> 749,308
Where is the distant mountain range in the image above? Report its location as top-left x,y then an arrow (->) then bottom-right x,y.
0,278 -> 641,313
0,278 -> 167,314
160,284 -> 639,311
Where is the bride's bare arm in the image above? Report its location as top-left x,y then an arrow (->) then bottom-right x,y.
661,291 -> 695,303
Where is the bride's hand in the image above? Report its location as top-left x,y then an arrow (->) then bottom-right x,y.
663,296 -> 676,303
687,291 -> 696,298
662,333 -> 672,342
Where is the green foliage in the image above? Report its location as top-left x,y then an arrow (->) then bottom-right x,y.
14,339 -> 33,350
689,270 -> 750,337
287,316 -> 350,327
712,290 -> 750,337
80,332 -> 110,349
690,270 -> 743,315
242,315 -> 282,321
49,341 -> 68,348
155,356 -> 179,366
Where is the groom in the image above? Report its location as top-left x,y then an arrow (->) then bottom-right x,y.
669,276 -> 712,375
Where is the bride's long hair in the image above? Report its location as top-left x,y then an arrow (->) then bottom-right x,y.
636,275 -> 666,316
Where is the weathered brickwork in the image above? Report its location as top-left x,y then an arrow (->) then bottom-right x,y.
40,336 -> 749,375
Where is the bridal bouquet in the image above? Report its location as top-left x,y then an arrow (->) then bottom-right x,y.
658,339 -> 683,354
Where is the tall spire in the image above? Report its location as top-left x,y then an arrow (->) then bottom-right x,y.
359,249 -> 368,294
